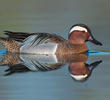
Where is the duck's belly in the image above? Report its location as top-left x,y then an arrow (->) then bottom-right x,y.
20,42 -> 58,54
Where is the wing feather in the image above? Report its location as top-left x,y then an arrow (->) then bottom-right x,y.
20,33 -> 66,54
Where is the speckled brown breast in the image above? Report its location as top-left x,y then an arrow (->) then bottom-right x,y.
55,42 -> 88,55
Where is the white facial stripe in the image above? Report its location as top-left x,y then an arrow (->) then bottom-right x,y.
70,26 -> 88,33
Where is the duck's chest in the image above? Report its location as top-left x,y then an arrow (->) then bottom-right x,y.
56,43 -> 88,54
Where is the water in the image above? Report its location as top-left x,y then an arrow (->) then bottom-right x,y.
0,0 -> 110,100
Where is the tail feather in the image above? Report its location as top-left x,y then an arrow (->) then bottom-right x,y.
0,30 -> 34,53
4,31 -> 31,42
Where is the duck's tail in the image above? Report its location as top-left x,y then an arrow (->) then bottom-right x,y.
4,31 -> 31,42
0,37 -> 21,53
0,30 -> 30,53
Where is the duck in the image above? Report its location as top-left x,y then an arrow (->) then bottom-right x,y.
0,23 -> 102,54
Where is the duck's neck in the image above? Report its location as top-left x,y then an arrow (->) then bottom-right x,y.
68,34 -> 88,52
69,43 -> 88,53
69,35 -> 85,44
56,42 -> 88,55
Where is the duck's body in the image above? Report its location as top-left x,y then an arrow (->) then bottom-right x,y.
0,24 -> 102,54
0,32 -> 88,54
20,33 -> 88,54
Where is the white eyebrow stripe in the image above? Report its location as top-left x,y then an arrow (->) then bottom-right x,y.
70,26 -> 88,33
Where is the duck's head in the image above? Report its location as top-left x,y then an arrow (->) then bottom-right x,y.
68,24 -> 102,45
69,62 -> 90,82
69,60 -> 102,82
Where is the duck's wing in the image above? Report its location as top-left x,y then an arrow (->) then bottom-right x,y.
22,33 -> 65,44
20,33 -> 66,54
4,31 -> 65,43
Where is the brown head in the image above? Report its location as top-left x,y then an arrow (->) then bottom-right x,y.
68,24 -> 102,45
69,60 -> 102,82
69,62 -> 90,82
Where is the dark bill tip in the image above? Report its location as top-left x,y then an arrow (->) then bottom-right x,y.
91,38 -> 103,46
88,36 -> 103,46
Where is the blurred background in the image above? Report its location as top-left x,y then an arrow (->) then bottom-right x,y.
0,0 -> 110,100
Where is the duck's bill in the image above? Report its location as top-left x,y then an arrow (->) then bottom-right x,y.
91,38 -> 102,46
88,36 -> 102,46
